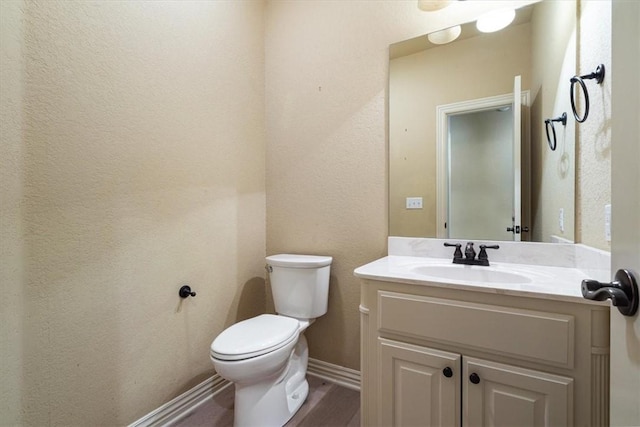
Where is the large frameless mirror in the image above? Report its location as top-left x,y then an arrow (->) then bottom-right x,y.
389,0 -> 576,243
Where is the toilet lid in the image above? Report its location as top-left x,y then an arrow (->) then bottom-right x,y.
266,254 -> 332,268
211,314 -> 300,361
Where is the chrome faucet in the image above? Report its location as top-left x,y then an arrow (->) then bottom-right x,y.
444,242 -> 500,266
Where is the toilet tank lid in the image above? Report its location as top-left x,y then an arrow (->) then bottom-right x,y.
266,254 -> 332,268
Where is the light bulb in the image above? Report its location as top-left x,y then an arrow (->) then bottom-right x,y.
417,0 -> 453,12
428,26 -> 462,45
476,9 -> 516,33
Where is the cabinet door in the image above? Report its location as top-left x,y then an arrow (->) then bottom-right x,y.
379,339 -> 461,427
463,357 -> 573,427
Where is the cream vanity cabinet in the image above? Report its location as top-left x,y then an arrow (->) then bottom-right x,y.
359,279 -> 610,427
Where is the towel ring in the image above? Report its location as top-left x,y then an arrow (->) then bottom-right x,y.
544,113 -> 567,151
570,64 -> 605,123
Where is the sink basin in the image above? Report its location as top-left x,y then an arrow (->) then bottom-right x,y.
411,264 -> 533,284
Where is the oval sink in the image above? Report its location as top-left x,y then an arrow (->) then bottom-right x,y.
411,264 -> 533,284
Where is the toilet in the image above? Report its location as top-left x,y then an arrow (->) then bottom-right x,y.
210,254 -> 332,427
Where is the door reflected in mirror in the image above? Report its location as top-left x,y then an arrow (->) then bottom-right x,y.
389,0 -> 576,243
448,106 -> 515,240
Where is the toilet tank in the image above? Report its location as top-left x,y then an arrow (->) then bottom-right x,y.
266,254 -> 332,319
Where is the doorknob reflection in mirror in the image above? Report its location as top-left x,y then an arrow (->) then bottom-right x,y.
507,225 -> 529,234
581,269 -> 638,316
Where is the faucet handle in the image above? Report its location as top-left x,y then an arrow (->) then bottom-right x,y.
478,244 -> 500,260
444,242 -> 463,260
479,244 -> 500,250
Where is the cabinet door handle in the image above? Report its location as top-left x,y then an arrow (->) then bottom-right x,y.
469,373 -> 480,384
443,367 -> 453,378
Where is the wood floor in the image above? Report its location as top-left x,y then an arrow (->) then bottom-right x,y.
171,375 -> 360,427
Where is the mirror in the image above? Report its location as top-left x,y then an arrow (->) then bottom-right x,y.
389,0 -> 576,243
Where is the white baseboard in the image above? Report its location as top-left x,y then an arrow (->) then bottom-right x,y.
307,358 -> 361,391
128,374 -> 231,427
128,358 -> 361,426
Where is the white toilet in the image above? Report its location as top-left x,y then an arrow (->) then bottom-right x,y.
210,254 -> 332,427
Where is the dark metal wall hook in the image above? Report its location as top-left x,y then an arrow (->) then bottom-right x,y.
544,112 -> 567,151
179,285 -> 196,298
570,64 -> 605,123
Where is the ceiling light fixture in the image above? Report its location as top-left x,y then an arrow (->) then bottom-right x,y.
417,0 -> 453,12
476,9 -> 516,33
427,25 -> 462,45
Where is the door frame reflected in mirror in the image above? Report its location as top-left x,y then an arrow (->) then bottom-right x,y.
436,90 -> 531,240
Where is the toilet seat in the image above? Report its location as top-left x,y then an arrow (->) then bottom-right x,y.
211,314 -> 300,361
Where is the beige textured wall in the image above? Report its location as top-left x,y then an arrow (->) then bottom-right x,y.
530,0 -> 577,243
265,1 -> 403,371
389,23 -> 531,237
0,1 -> 25,425
1,1 -> 265,425
576,0 -> 611,250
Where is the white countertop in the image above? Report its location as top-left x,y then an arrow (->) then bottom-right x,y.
354,255 -> 608,305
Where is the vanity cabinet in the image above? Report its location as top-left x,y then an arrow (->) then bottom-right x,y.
360,280 -> 610,427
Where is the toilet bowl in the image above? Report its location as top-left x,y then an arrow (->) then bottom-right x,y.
211,314 -> 310,427
210,254 -> 332,427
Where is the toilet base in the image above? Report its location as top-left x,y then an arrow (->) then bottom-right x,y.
233,335 -> 309,427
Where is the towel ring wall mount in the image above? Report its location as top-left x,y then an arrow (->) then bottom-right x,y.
570,64 -> 605,123
544,112 -> 567,151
